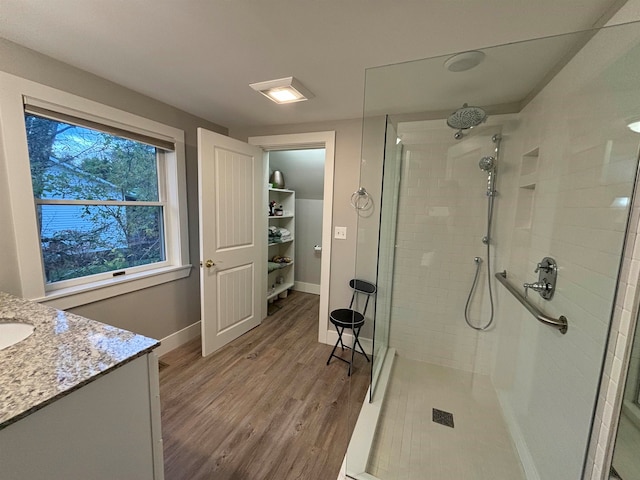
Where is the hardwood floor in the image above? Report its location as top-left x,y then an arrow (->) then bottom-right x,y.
159,291 -> 370,480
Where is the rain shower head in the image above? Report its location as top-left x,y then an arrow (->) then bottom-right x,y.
479,156 -> 495,172
447,103 -> 488,138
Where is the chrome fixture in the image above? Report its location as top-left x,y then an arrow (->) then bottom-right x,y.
464,133 -> 502,331
524,257 -> 558,300
351,187 -> 373,211
478,155 -> 495,171
479,155 -> 496,198
496,271 -> 567,334
447,103 -> 487,140
481,134 -> 501,243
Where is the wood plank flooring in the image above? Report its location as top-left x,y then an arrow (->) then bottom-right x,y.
159,291 -> 370,480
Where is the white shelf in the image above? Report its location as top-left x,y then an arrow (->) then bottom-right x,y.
267,282 -> 295,300
268,261 -> 294,271
268,238 -> 294,247
269,188 -> 294,193
267,186 -> 295,306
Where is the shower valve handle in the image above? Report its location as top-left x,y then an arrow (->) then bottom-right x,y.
535,262 -> 556,274
524,281 -> 552,294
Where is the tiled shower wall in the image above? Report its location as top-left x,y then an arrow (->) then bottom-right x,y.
389,131 -> 500,374
490,23 -> 640,480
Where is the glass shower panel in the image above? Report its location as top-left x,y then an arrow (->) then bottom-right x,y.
369,117 -> 402,400
347,21 -> 640,480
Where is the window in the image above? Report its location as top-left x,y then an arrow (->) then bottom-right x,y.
25,110 -> 170,288
0,72 -> 190,308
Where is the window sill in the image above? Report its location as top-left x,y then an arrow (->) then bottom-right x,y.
35,264 -> 193,310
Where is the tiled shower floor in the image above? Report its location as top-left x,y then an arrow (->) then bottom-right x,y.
612,410 -> 640,480
366,357 -> 525,480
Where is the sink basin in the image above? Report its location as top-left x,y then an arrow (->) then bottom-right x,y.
0,321 -> 35,350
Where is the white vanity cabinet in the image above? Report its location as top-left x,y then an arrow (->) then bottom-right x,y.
0,353 -> 163,480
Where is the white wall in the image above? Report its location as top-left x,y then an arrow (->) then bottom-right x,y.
387,127 -> 501,374
491,21 -> 640,480
294,199 -> 323,286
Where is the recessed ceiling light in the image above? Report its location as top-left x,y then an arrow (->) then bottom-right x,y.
444,51 -> 486,72
249,76 -> 314,104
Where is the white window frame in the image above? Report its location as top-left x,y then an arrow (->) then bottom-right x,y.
0,72 -> 191,309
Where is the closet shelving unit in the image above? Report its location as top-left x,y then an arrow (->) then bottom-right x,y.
267,187 -> 295,301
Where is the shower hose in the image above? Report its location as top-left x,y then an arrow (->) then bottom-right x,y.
464,193 -> 495,330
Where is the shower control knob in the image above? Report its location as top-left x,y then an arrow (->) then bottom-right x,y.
523,281 -> 552,293
535,262 -> 556,274
527,257 -> 558,300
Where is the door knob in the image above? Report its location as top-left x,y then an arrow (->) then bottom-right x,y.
205,259 -> 215,268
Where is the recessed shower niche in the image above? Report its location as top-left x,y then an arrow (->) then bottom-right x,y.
515,147 -> 539,230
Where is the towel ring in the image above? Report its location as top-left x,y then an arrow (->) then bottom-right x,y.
351,187 -> 372,211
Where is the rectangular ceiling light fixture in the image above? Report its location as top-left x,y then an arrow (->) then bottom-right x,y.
249,76 -> 314,104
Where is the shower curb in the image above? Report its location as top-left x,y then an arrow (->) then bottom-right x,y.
344,347 -> 396,479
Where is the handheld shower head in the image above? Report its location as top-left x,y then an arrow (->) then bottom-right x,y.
479,156 -> 495,172
479,156 -> 497,196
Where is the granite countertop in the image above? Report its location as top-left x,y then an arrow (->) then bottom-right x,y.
0,291 -> 160,430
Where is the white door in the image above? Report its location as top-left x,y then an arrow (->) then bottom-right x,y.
198,128 -> 263,357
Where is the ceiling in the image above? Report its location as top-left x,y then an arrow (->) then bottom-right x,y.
0,0 -> 633,130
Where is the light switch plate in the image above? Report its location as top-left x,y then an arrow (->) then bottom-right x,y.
334,226 -> 347,240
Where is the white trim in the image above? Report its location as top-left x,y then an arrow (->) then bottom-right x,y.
146,353 -> 165,480
154,320 -> 201,357
249,131 -> 336,346
0,71 -> 189,303
345,348 -> 396,480
35,199 -> 164,207
337,458 -> 347,480
293,281 -> 321,295
38,265 -> 192,310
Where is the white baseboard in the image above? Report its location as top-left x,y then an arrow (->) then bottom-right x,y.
326,328 -> 373,355
293,281 -> 321,295
154,321 -> 201,357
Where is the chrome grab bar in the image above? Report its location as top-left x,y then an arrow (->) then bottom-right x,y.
495,270 -> 568,334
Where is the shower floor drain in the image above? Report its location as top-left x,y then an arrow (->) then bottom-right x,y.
432,408 -> 455,428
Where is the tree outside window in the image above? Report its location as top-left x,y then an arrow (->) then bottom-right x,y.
25,113 -> 167,284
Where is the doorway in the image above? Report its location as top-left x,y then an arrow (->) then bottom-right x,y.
249,132 -> 335,344
268,148 -> 324,299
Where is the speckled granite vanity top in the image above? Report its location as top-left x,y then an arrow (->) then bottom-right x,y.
0,291 -> 159,429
